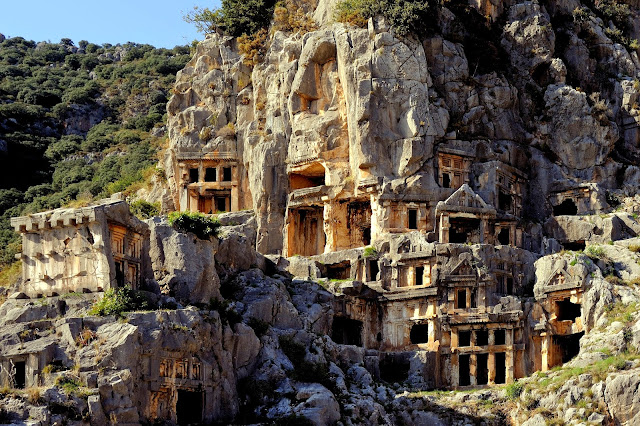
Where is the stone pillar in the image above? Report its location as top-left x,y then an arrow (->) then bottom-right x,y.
452,353 -> 459,387
506,329 -> 515,382
323,203 -> 335,253
470,353 -> 477,386
439,214 -> 449,243
541,333 -> 550,372
488,351 -> 496,384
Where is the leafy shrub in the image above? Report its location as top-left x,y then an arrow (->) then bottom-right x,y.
505,380 -> 524,399
248,317 -> 270,337
89,286 -> 149,317
585,245 -> 605,259
54,376 -> 81,395
363,245 -> 378,258
168,211 -> 221,239
273,0 -> 318,34
207,298 -> 242,325
334,0 -> 435,36
238,29 -> 269,66
279,335 -> 307,366
184,0 -> 277,37
74,328 -> 97,347
129,200 -> 160,219
594,0 -> 631,31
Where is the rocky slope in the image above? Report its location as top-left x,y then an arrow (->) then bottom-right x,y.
161,0 -> 640,254
2,211 -> 640,424
3,0 -> 640,425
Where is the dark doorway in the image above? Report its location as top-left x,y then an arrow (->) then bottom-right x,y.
477,353 -> 489,385
368,259 -> 379,282
498,191 -> 512,212
442,173 -> 451,188
415,266 -> 424,286
115,261 -> 125,287
380,357 -> 410,384
204,168 -> 216,182
506,277 -> 513,295
498,228 -> 510,245
223,167 -> 232,181
476,330 -> 488,347
553,199 -> 578,216
450,218 -> 481,244
332,317 -> 363,346
563,241 -> 586,251
457,289 -> 467,309
14,361 -> 25,389
326,261 -> 351,280
494,352 -> 506,384
553,332 -> 583,363
459,330 -> 471,347
189,168 -> 199,184
215,197 -> 227,212
362,227 -> 371,245
410,324 -> 429,344
176,389 -> 203,425
556,299 -> 581,322
408,209 -> 418,229
494,329 -> 506,346
459,354 -> 470,386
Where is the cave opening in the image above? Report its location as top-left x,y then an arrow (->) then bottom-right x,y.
176,389 -> 203,425
556,299 -> 581,322
553,332 -> 584,363
331,317 -> 363,346
553,199 -> 578,216
326,261 -> 351,280
380,357 -> 410,384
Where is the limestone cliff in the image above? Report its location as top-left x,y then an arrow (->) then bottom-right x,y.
163,0 -> 640,256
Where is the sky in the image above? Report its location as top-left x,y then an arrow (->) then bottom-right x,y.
0,0 -> 222,48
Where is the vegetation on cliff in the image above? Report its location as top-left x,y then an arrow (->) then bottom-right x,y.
0,37 -> 191,274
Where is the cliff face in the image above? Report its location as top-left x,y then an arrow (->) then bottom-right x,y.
164,0 -> 640,255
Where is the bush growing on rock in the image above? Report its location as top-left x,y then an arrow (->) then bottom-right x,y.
168,211 -> 221,239
89,287 -> 149,317
505,380 -> 524,400
334,0 -> 436,36
129,200 -> 160,219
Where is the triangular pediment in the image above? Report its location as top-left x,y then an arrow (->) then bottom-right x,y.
443,184 -> 489,209
544,268 -> 571,288
448,253 -> 476,277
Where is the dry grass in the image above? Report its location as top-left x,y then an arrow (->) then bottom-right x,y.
0,261 -> 22,288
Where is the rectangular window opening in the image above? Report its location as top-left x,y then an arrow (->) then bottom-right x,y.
204,167 -> 217,182
189,168 -> 199,183
415,266 -> 424,286
457,289 -> 467,309
223,167 -> 232,181
458,330 -> 471,347
408,209 -> 418,229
